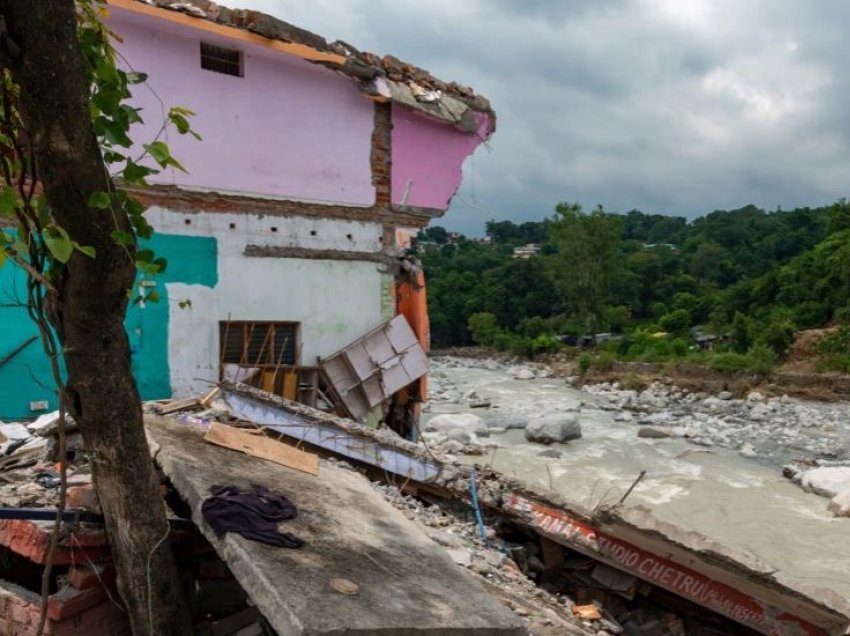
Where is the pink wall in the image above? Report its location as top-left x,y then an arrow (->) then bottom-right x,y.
110,9 -> 375,206
391,106 -> 491,210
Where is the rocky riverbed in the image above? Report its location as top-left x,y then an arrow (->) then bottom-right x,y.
422,356 -> 850,601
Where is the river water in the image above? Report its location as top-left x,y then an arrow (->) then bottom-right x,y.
424,363 -> 850,600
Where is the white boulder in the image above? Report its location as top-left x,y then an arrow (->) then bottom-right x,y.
425,413 -> 488,437
795,467 -> 850,499
525,414 -> 582,445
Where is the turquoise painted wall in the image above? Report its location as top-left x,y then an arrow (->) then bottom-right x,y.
0,233 -> 217,420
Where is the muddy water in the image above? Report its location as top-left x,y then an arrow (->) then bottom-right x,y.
426,366 -> 850,600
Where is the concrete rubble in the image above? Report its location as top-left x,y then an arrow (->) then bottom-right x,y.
4,357 -> 850,635
211,379 -> 850,635
146,414 -> 525,636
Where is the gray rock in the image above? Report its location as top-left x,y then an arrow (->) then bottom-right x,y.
525,414 -> 582,445
537,449 -> 562,458
438,439 -> 467,454
512,368 -> 536,380
425,413 -> 488,436
828,489 -> 850,517
739,443 -> 758,458
717,391 -> 734,400
485,414 -> 529,430
749,403 -> 771,422
613,411 -> 634,422
446,429 -> 477,445
637,427 -> 674,439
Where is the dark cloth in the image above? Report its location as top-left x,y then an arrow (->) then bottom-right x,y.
201,484 -> 304,548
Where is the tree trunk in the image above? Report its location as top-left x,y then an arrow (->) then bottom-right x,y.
0,3 -> 192,634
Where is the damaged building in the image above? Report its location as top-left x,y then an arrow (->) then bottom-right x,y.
0,0 -> 495,431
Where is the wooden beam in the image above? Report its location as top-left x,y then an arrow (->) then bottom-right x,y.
107,0 -> 346,65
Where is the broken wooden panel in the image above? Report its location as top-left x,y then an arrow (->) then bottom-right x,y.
220,383 -> 441,484
321,315 -> 429,421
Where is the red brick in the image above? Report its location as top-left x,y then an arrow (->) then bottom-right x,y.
47,586 -> 107,622
10,601 -> 33,627
0,520 -> 109,565
67,564 -> 114,591
49,598 -> 130,636
66,485 -> 100,513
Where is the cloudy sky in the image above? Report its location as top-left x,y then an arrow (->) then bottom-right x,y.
239,0 -> 849,235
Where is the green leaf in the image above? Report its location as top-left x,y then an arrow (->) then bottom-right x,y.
111,230 -> 135,246
0,249 -> 6,268
144,141 -> 170,165
87,191 -> 111,209
44,232 -> 73,264
126,71 -> 148,84
178,299 -> 192,309
135,249 -> 154,264
146,289 -> 160,303
103,150 -> 125,164
122,160 -> 156,185
0,187 -> 19,216
75,243 -> 97,259
143,141 -> 187,172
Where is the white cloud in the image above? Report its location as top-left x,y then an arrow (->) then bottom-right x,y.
230,0 -> 850,233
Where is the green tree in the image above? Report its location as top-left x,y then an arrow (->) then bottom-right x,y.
659,309 -> 691,336
827,198 -> 850,235
550,202 -> 623,335
467,312 -> 501,346
0,3 -> 196,632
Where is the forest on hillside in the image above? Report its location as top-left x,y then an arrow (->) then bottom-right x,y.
421,200 -> 850,372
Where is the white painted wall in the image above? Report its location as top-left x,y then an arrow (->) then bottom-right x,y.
145,207 -> 389,397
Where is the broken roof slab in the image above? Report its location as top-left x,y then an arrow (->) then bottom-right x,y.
145,416 -> 525,636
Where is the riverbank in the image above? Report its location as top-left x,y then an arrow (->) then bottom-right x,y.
422,356 -> 850,604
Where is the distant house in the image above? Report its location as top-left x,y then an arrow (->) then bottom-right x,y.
643,243 -> 679,252
512,243 -> 541,259
0,0 -> 495,422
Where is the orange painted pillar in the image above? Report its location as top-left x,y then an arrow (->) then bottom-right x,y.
395,260 -> 429,438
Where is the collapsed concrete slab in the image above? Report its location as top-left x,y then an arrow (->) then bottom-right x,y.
213,386 -> 850,635
145,416 -> 525,636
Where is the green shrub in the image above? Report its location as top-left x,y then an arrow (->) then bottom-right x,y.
746,343 -> 776,375
621,371 -> 645,391
670,337 -> 691,357
762,318 -> 796,357
710,351 -> 750,373
816,326 -> 850,355
593,351 -> 616,371
579,352 -> 591,374
815,326 -> 850,372
834,306 -> 850,325
531,334 -> 562,354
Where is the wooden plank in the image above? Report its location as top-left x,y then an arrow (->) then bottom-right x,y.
261,371 -> 276,393
199,387 -> 220,408
160,397 -> 201,415
204,422 -> 319,476
283,371 -> 298,400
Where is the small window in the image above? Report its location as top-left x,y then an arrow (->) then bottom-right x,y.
200,42 -> 243,77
